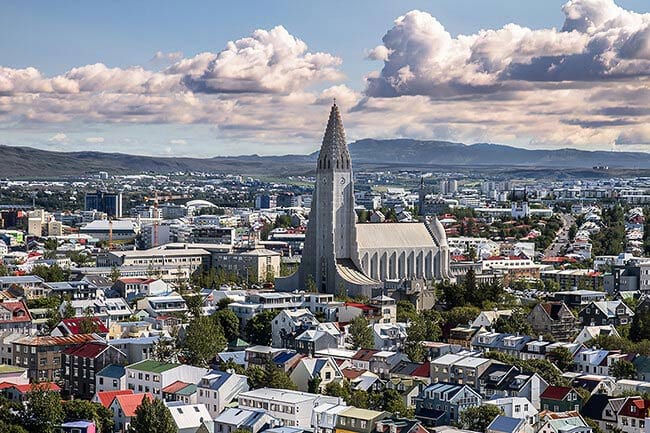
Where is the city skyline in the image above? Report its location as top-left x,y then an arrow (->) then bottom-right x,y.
2,0 -> 650,157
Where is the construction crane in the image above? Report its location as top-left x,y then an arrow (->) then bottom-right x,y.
108,217 -> 113,250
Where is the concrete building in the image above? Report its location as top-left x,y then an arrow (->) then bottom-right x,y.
277,103 -> 451,297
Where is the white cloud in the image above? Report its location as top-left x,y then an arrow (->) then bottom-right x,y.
170,139 -> 187,145
366,0 -> 650,97
48,133 -> 68,143
85,137 -> 105,143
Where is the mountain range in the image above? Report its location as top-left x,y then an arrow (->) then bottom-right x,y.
1,138 -> 649,178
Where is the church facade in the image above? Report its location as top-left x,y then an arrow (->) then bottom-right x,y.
276,103 -> 451,297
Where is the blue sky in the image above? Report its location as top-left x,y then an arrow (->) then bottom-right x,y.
2,0 -> 650,156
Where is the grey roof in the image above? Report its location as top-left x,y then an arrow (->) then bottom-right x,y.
319,103 -> 349,165
488,415 -> 524,433
97,364 -> 126,379
0,275 -> 44,284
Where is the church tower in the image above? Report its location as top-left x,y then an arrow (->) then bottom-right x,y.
299,102 -> 358,293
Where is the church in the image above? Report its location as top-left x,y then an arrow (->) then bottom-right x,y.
276,103 -> 451,298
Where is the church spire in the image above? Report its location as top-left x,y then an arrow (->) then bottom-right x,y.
318,102 -> 350,170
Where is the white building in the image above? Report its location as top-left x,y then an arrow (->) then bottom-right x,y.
196,370 -> 250,418
272,309 -> 319,348
125,360 -> 207,400
165,401 -> 214,433
486,397 -> 538,427
238,388 -> 342,428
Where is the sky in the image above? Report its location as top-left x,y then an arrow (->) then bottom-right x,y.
1,0 -> 650,157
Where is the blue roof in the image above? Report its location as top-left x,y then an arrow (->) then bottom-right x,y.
218,351 -> 246,365
488,415 -> 524,433
61,420 -> 95,428
273,351 -> 296,364
97,364 -> 125,379
202,370 -> 233,390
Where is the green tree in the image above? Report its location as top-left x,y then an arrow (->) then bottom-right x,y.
78,307 -> 99,334
0,264 -> 9,277
184,294 -> 203,318
245,310 -> 276,345
21,384 -> 64,433
610,360 -> 637,380
152,336 -> 179,363
396,300 -> 418,323
62,299 -> 75,319
547,347 -> 575,372
44,238 -> 58,252
182,316 -> 226,367
306,275 -> 317,293
494,308 -> 532,336
630,301 -> 650,343
63,399 -> 114,433
460,405 -> 504,432
405,311 -> 441,362
109,266 -> 121,283
308,376 -> 322,394
443,306 -> 481,329
213,309 -> 240,342
127,396 -> 176,433
382,388 -> 414,417
347,315 -> 374,349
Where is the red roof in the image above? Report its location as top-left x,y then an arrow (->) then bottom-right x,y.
8,382 -> 61,394
0,300 -> 32,324
412,361 -> 430,378
113,392 -> 154,417
96,390 -> 134,408
162,380 -> 191,394
619,398 -> 650,419
352,349 -> 379,361
118,278 -> 157,284
344,302 -> 377,312
14,334 -> 99,347
62,341 -> 110,358
540,386 -> 573,400
61,317 -> 109,335
341,368 -> 366,380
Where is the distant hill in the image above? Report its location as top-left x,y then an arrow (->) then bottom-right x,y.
347,139 -> 647,168
1,138 -> 649,178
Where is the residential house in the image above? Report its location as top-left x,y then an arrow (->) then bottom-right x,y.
372,323 -> 407,351
45,280 -> 99,300
616,396 -> 650,433
12,334 -> 100,381
342,368 -> 382,393
571,375 -> 616,396
62,341 -> 127,399
95,365 -> 129,394
578,301 -> 634,327
385,377 -> 426,409
162,381 -> 197,404
238,388 -> 342,428
375,417 -> 428,433
448,325 -> 482,349
290,357 -> 343,392
573,325 -> 620,345
633,356 -> 650,382
335,407 -> 389,433
92,389 -> 133,408
480,363 -> 548,409
294,328 -> 340,356
272,309 -> 319,349
0,364 -> 28,385
196,369 -> 250,418
165,401 -> 214,433
109,392 -> 154,433
579,394 -> 623,432
214,407 -> 278,433
472,310 -> 512,328
553,290 -> 606,308
528,302 -> 577,341
125,360 -> 207,400
537,411 -> 592,433
107,336 -> 159,364
58,420 -> 97,433
415,382 -> 482,426
136,292 -> 187,317
540,386 -> 583,413
112,277 -> 169,301
0,381 -> 61,402
52,317 -> 110,338
0,275 -> 46,299
486,416 -> 529,433
312,403 -> 349,433
0,300 -> 32,333
485,397 -> 539,427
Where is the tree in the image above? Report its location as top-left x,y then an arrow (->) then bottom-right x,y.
630,301 -> 650,343
396,300 -> 418,323
44,238 -> 58,252
405,311 -> 441,362
494,308 -> 532,336
109,266 -> 121,283
30,264 -> 68,282
382,388 -> 414,417
181,316 -> 226,367
443,306 -> 481,329
184,294 -> 203,318
63,399 -> 114,433
610,360 -> 637,380
78,307 -> 100,334
547,347 -> 575,372
306,274 -> 317,292
245,310 -> 276,345
127,396 -> 176,433
62,299 -> 75,319
0,263 -> 9,277
213,309 -> 240,342
308,376 -> 322,393
152,335 -> 179,363
347,315 -> 374,349
21,384 -> 64,433
460,405 -> 504,432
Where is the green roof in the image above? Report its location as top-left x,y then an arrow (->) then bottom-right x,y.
128,360 -> 180,373
0,364 -> 25,374
177,383 -> 197,396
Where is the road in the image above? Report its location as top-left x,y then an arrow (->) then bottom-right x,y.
544,212 -> 575,257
